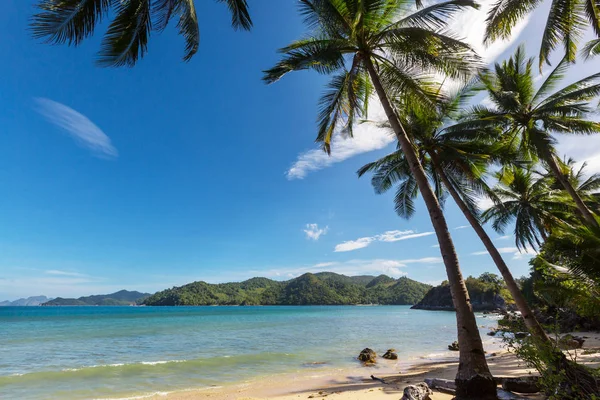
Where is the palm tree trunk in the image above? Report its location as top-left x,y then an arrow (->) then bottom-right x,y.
429,152 -> 551,346
364,59 -> 497,400
544,151 -> 598,228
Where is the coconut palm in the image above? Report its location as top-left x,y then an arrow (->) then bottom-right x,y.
263,1 -> 497,397
358,87 -> 553,355
484,0 -> 600,66
30,0 -> 252,67
482,167 -> 574,251
547,158 -> 600,213
465,46 -> 600,227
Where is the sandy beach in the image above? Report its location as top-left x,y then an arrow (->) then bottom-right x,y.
158,332 -> 600,400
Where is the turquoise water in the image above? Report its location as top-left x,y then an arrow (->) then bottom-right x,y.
0,306 -> 498,399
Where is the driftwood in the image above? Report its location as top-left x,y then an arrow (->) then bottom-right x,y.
370,375 -> 388,384
501,377 -> 540,394
423,378 -> 456,394
401,382 -> 433,400
424,377 -> 538,398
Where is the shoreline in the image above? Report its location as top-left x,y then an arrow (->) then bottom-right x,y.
141,332 -> 600,400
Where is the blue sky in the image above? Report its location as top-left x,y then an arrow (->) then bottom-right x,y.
1,0 -> 599,300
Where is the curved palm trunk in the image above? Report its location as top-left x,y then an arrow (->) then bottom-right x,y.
364,60 -> 497,400
544,151 -> 598,228
429,152 -> 551,345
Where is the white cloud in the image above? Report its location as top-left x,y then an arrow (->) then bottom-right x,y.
454,225 -> 469,230
334,230 -> 434,252
431,244 -> 440,248
303,223 -> 329,240
496,235 -> 512,241
34,98 -> 117,158
471,246 -> 538,260
286,102 -> 394,179
334,237 -> 374,252
252,257 -> 443,279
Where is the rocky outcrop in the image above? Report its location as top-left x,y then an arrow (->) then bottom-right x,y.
358,348 -> 376,364
411,282 -> 506,312
448,341 -> 459,351
401,382 -> 433,400
558,334 -> 585,349
382,349 -> 398,360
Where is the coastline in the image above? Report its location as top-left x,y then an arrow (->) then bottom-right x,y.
146,333 -> 600,400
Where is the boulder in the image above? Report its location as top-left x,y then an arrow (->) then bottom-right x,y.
501,377 -> 540,394
382,349 -> 398,360
401,382 -> 432,400
558,334 -> 585,349
358,348 -> 376,363
448,341 -> 459,351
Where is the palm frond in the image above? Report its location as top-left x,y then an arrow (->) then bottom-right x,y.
582,38 -> 600,59
263,38 -> 348,83
393,0 -> 478,31
175,0 -> 200,62
532,56 -> 569,105
217,0 -> 252,30
31,0 -> 111,45
96,0 -> 152,67
484,0 -> 542,44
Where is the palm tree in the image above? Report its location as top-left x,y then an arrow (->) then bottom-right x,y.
30,0 -> 252,67
484,0 -> 600,66
482,167 -> 574,250
358,88 -> 553,356
263,1 -> 497,397
547,158 -> 600,213
466,46 -> 600,228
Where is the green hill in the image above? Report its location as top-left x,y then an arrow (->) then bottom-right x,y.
143,273 -> 432,306
43,290 -> 150,306
412,273 -> 510,311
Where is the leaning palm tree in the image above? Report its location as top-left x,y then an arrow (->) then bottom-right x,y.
358,88 -> 553,356
482,167 -> 574,251
30,0 -> 252,67
466,46 -> 600,228
484,0 -> 600,66
263,1 -> 497,397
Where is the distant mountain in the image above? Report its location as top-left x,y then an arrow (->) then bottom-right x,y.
0,296 -> 52,306
143,272 -> 432,306
43,290 -> 150,306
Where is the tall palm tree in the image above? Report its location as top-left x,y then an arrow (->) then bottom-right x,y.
358,88 -> 553,356
263,1 -> 497,397
30,0 -> 252,67
465,46 -> 600,227
482,167 -> 574,250
484,0 -> 600,66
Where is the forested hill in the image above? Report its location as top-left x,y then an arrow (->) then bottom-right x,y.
143,272 -> 432,306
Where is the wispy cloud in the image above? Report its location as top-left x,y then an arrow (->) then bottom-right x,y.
334,230 -> 434,252
454,225 -> 469,230
303,223 -> 329,240
496,235 -> 512,241
252,257 -> 443,279
34,98 -> 118,158
45,270 -> 89,277
471,246 -> 538,259
286,103 -> 393,180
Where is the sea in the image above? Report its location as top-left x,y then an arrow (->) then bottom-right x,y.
0,306 -> 500,399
